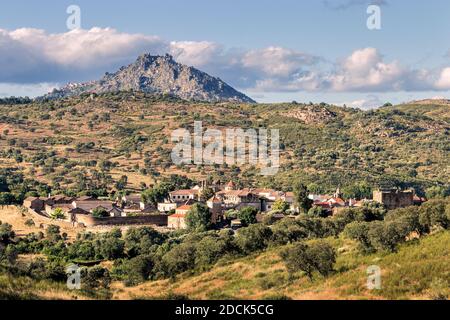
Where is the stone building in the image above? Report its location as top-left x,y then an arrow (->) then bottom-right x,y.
373,189 -> 414,210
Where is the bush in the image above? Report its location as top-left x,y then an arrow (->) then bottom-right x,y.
92,207 -> 110,218
113,255 -> 154,286
50,208 -> 66,220
125,227 -> 166,257
186,203 -> 212,231
236,224 -> 272,254
307,206 -> 328,218
99,237 -> 125,260
238,207 -> 258,226
194,233 -> 235,270
418,199 -> 449,232
280,241 -> 336,280
161,242 -> 197,276
0,223 -> 15,243
344,221 -> 373,253
46,225 -> 62,242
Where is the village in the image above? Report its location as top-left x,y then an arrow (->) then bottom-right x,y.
22,180 -> 427,231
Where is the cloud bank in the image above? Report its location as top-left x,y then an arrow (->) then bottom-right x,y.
0,27 -> 449,97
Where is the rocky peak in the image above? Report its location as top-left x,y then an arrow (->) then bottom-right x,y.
45,53 -> 255,103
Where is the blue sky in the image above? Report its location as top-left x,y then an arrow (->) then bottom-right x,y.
1,0 -> 450,107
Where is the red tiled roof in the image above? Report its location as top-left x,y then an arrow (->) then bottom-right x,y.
170,189 -> 198,195
169,213 -> 186,218
177,205 -> 192,211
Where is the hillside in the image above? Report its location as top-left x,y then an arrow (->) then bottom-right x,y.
2,226 -> 448,300
44,54 -> 255,103
0,92 -> 448,200
112,230 -> 450,300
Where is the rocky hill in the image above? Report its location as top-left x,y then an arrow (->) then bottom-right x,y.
44,54 -> 255,103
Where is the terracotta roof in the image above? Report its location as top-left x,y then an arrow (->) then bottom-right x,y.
170,189 -> 198,196
169,213 -> 186,218
177,205 -> 192,211
208,196 -> 222,203
124,194 -> 141,202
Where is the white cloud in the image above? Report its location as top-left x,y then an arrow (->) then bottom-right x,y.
335,94 -> 384,110
435,67 -> 450,89
0,27 -> 168,83
0,27 -> 449,97
0,82 -> 58,98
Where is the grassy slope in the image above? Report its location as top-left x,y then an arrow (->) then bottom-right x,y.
111,231 -> 450,300
0,271 -> 87,300
0,93 -> 449,193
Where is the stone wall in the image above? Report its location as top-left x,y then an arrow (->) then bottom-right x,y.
373,190 -> 414,210
74,214 -> 168,227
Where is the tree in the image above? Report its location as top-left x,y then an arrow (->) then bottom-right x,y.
344,221 -> 373,253
141,184 -> 169,207
238,206 -> 259,226
342,182 -> 372,200
82,266 -> 112,291
50,208 -> 66,220
92,207 -> 110,218
307,241 -> 336,277
279,241 -> 336,280
0,223 -> 15,244
236,224 -> 272,254
200,187 -> 215,202
425,186 -> 450,199
114,255 -> 154,286
125,227 -> 166,257
0,193 -> 16,207
46,225 -> 62,242
161,242 -> 197,276
293,183 -> 313,214
367,221 -> 406,252
418,199 -> 448,231
272,199 -> 290,213
100,237 -> 125,260
115,175 -> 128,191
280,242 -> 314,279
186,203 -> 212,231
307,206 -> 328,218
194,235 -> 234,270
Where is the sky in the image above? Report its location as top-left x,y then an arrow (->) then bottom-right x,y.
1,0 -> 450,108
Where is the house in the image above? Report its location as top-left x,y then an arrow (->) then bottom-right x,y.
23,197 -> 45,211
215,187 -> 261,210
168,213 -> 187,230
167,205 -> 192,230
121,194 -> 148,212
72,200 -> 124,217
207,196 -> 223,223
157,200 -> 178,213
169,189 -> 199,203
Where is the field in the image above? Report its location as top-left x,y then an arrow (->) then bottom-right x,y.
110,231 -> 450,300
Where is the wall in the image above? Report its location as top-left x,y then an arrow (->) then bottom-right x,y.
75,214 -> 168,227
373,190 -> 414,210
